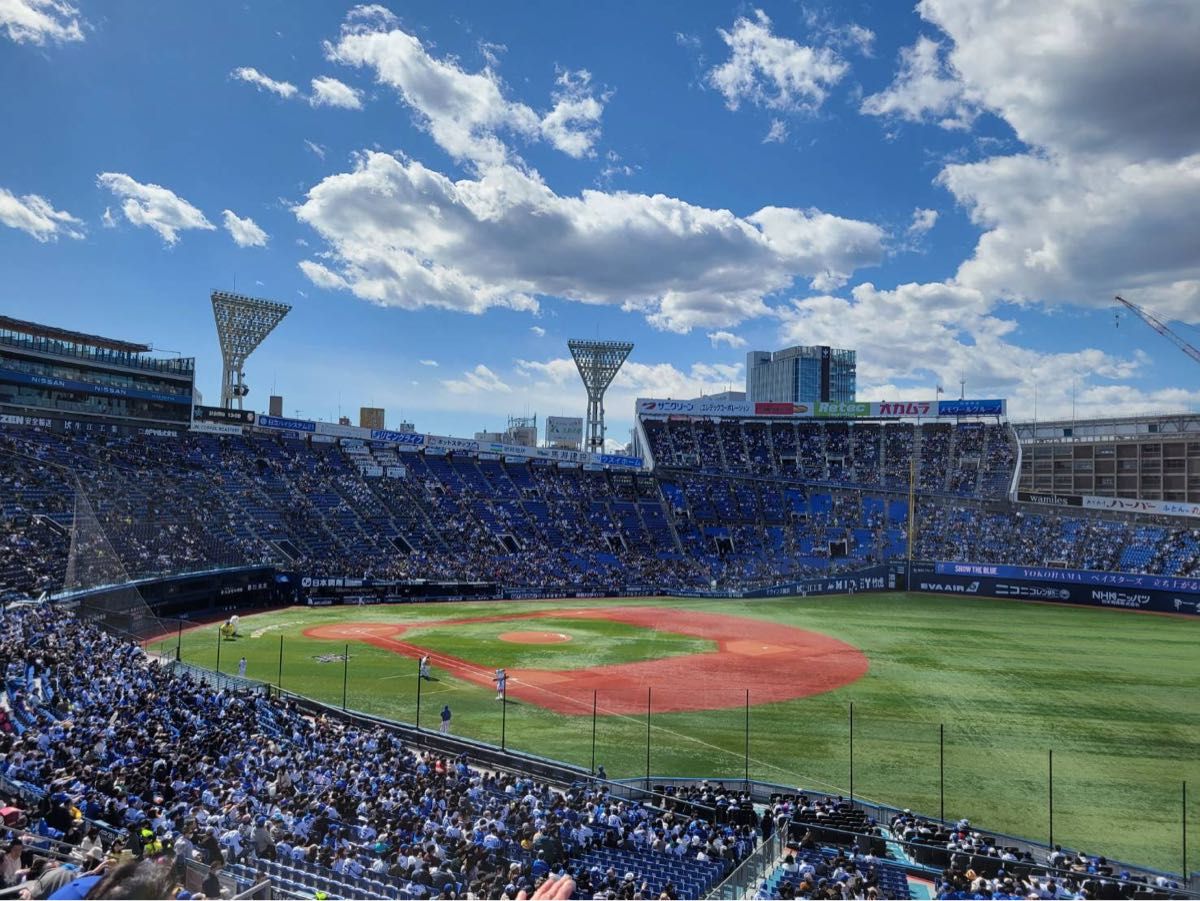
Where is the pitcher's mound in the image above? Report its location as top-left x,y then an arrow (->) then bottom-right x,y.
499,630 -> 572,644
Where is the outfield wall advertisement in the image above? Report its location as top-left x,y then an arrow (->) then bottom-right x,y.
912,562 -> 1199,613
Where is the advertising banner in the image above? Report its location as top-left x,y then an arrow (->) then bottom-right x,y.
637,397 -> 757,417
370,429 -> 424,446
1,414 -> 54,428
598,453 -> 644,469
937,399 -> 1006,416
256,414 -> 316,433
0,366 -> 192,405
910,562 -> 1198,613
814,401 -> 873,418
933,561 -> 1200,595
426,434 -> 480,452
753,402 -> 807,416
189,422 -> 242,435
314,421 -> 370,439
193,405 -> 255,425
546,415 -> 583,445
1081,495 -> 1200,519
1017,491 -> 1083,508
638,396 -> 1006,421
875,400 -> 934,417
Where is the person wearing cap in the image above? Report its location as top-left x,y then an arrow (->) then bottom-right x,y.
440,704 -> 452,734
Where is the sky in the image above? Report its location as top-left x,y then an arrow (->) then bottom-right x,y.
2,0 -> 1199,446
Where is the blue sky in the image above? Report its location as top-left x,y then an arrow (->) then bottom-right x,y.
2,0 -> 1199,444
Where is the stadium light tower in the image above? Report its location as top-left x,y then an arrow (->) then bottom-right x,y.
568,339 -> 634,452
211,290 -> 291,410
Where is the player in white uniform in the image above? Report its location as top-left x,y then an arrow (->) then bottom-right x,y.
494,668 -> 507,700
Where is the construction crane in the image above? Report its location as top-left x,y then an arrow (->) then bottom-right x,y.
1113,295 -> 1200,365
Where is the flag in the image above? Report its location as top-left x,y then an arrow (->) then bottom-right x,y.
935,385 -> 944,395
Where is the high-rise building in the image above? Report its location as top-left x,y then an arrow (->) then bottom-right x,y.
745,345 -> 856,404
268,395 -> 283,417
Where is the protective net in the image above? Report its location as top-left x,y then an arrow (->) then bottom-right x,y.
64,477 -> 165,643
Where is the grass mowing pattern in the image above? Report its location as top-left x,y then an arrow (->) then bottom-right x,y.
402,616 -> 716,670
152,593 -> 1200,873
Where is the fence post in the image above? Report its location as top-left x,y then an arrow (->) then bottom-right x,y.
1184,780 -> 1188,881
416,660 -> 422,731
591,690 -> 597,775
215,627 -> 222,674
501,681 -> 507,751
849,701 -> 854,804
277,634 -> 284,689
939,723 -> 945,823
341,644 -> 349,711
1048,749 -> 1054,847
645,687 -> 652,790
176,620 -> 183,662
744,689 -> 750,785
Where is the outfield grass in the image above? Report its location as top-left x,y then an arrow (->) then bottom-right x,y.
151,593 -> 1200,874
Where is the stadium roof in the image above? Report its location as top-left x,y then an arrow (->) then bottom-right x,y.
0,315 -> 151,354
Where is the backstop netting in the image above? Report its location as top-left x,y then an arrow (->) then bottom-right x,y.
64,477 -> 165,643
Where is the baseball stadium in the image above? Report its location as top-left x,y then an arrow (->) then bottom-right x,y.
4,3 -> 1200,900
0,300 -> 1197,901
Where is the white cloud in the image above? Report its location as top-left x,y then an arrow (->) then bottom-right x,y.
304,139 -> 327,160
309,76 -> 363,110
708,330 -> 747,349
95,173 -> 215,245
0,186 -> 84,241
231,66 -> 298,99
443,363 -> 511,394
100,206 -> 116,228
763,119 -> 788,144
801,9 -> 875,58
419,359 -> 439,367
346,4 -> 396,25
906,207 -> 938,239
708,9 -> 848,114
221,209 -> 269,247
540,69 -> 606,159
294,151 -> 885,331
919,0 -> 1200,161
942,152 -> 1200,321
860,36 -> 978,130
1,0 -> 83,45
855,0 -> 1200,329
530,326 -> 546,337
325,12 -> 604,168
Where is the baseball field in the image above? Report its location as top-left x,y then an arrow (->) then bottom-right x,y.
149,592 -> 1200,874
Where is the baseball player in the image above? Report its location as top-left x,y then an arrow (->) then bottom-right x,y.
494,667 -> 507,700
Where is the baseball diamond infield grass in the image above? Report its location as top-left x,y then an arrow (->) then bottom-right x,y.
149,593 -> 1200,874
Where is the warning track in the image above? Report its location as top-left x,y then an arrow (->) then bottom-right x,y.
304,606 -> 868,715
